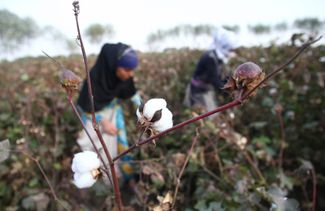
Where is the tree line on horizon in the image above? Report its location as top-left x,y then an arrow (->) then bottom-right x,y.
0,9 -> 324,56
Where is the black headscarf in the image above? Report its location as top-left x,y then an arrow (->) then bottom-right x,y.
77,42 -> 137,112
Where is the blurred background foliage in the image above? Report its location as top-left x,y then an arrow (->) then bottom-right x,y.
0,39 -> 325,210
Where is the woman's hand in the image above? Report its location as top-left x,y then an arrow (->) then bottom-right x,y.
100,118 -> 118,136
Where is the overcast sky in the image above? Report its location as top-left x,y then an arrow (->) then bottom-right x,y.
1,0 -> 324,58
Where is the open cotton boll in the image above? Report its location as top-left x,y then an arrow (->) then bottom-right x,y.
73,172 -> 97,188
143,98 -> 167,120
152,107 -> 173,132
71,151 -> 100,173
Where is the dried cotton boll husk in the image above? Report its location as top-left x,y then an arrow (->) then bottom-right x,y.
152,107 -> 173,132
142,98 -> 167,120
71,151 -> 100,173
73,172 -> 97,188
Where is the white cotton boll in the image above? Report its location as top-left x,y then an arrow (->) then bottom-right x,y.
143,98 -> 167,120
71,151 -> 100,173
73,172 -> 97,188
152,107 -> 173,132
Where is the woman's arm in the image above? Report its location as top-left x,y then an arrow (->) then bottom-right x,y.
130,92 -> 142,107
100,118 -> 118,135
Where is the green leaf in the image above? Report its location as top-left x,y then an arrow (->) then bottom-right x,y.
278,171 -> 293,190
194,200 -> 207,211
28,178 -> 39,188
53,162 -> 61,171
0,182 -> 6,196
21,73 -> 29,81
207,202 -> 224,211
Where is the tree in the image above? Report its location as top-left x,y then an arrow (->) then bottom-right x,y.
0,9 -> 39,53
274,22 -> 288,32
84,23 -> 115,44
294,17 -> 323,32
248,24 -> 271,34
222,25 -> 240,33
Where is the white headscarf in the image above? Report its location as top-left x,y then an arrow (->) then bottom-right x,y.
210,27 -> 238,64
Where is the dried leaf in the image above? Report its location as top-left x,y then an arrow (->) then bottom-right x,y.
142,165 -> 155,175
162,191 -> 173,204
0,139 -> 10,163
222,76 -> 237,91
22,193 -> 50,211
153,191 -> 173,211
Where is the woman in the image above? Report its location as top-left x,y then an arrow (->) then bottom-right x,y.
76,42 -> 141,183
184,28 -> 238,112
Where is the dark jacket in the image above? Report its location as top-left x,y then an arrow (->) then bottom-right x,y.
191,50 -> 225,93
77,43 -> 137,112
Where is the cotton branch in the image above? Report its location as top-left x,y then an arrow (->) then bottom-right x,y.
113,36 -> 322,162
72,1 -> 123,210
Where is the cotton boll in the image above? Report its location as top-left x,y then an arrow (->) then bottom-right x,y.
73,172 -> 97,188
152,107 -> 173,132
71,151 -> 100,173
143,98 -> 167,120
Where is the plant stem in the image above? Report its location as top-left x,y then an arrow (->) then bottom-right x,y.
172,128 -> 200,208
68,97 -> 113,186
113,36 -> 321,162
242,151 -> 266,184
73,2 -> 123,210
17,150 -> 69,211
241,36 -> 322,100
114,100 -> 241,161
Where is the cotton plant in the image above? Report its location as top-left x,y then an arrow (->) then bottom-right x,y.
71,151 -> 102,188
136,98 -> 173,142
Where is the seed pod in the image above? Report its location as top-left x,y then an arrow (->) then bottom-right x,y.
42,51 -> 82,96
233,62 -> 265,97
60,69 -> 82,94
234,62 -> 262,86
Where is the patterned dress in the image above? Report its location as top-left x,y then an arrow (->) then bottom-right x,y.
77,93 -> 141,182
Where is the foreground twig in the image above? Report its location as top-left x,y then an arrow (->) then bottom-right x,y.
67,96 -> 113,186
11,150 -> 69,211
172,128 -> 200,208
242,151 -> 266,184
114,36 -> 321,162
72,1 -> 123,210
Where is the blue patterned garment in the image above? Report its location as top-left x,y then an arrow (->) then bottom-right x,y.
79,92 -> 141,181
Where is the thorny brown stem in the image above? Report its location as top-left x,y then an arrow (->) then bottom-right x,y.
68,96 -> 113,186
72,3 -> 96,128
113,36 -> 322,162
72,2 -> 123,210
172,128 -> 200,208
